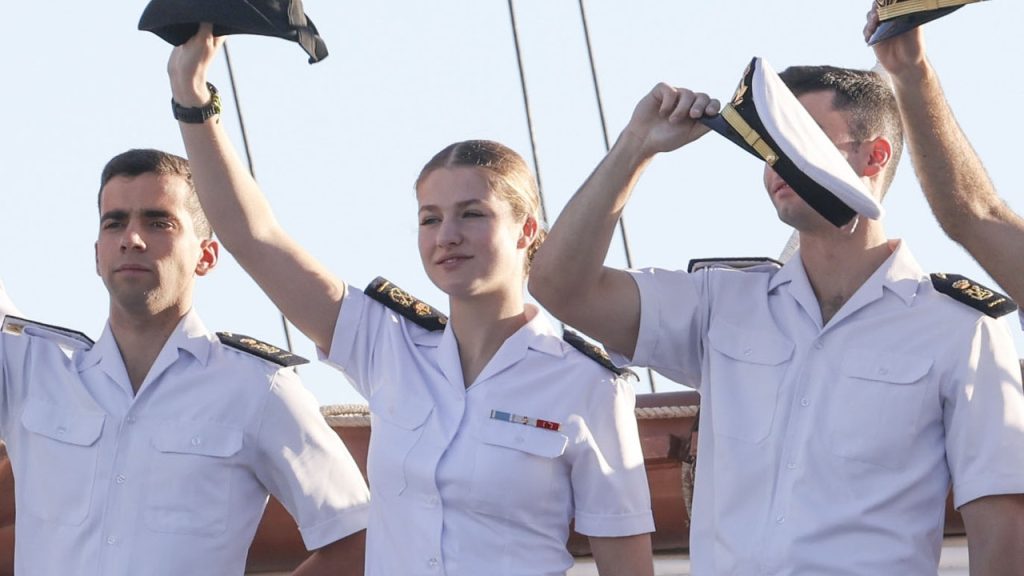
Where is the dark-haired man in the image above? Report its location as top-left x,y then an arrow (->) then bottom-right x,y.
530,60 -> 1024,574
0,149 -> 370,576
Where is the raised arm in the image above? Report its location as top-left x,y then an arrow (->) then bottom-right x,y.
528,84 -> 717,358
867,9 -> 1024,304
167,25 -> 344,352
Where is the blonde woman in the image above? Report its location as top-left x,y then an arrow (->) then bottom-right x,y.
166,25 -> 655,576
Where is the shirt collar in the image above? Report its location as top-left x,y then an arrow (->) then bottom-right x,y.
79,309 -> 215,374
768,239 -> 924,307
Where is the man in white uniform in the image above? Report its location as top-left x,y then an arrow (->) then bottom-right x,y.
0,149 -> 370,576
529,60 -> 1024,575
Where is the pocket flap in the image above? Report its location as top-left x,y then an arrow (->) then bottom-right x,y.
841,349 -> 933,384
152,422 -> 243,458
708,322 -> 793,366
479,418 -> 568,459
21,400 -> 104,447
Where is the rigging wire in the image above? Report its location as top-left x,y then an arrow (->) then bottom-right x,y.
577,0 -> 657,392
505,0 -> 550,228
222,42 -> 297,356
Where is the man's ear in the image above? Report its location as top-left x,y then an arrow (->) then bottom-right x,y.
862,136 -> 892,178
195,239 -> 219,277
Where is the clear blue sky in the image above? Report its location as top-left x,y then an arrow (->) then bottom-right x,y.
2,1 -> 1020,405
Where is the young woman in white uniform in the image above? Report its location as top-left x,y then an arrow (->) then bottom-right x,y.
166,25 -> 655,576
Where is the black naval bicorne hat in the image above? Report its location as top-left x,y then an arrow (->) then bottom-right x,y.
700,57 -> 883,228
138,0 -> 328,64
869,0 -> 987,45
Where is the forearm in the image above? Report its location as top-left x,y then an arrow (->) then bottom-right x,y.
961,494 -> 1024,576
589,533 -> 654,576
892,62 -> 1024,301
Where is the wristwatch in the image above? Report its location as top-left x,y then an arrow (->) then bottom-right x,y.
172,82 -> 221,124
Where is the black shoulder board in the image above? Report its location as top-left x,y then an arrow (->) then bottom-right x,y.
563,329 -> 635,379
365,277 -> 448,332
930,273 -> 1018,318
217,332 -> 308,367
1,315 -> 94,350
687,257 -> 783,274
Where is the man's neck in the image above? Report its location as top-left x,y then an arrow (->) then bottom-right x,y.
798,223 -> 893,325
108,305 -> 187,394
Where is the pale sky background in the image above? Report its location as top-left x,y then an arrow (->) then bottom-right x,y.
1,1 -> 1020,405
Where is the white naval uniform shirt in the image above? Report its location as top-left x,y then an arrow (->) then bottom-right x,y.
0,309 -> 370,576
322,287 -> 654,576
623,241 -> 1024,576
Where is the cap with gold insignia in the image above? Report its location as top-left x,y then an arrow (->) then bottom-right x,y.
365,277 -> 448,332
701,57 -> 884,228
869,0 -> 987,46
138,0 -> 328,64
217,332 -> 308,367
930,273 -> 1018,318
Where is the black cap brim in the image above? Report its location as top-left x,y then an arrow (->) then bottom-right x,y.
868,6 -> 963,45
138,0 -> 329,64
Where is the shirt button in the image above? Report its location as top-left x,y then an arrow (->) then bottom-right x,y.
786,462 -> 797,470
800,398 -> 810,407
877,367 -> 889,376
427,557 -> 439,569
115,474 -> 127,484
427,496 -> 439,507
56,426 -> 67,436
813,340 -> 824,350
743,348 -> 752,356
126,416 -> 137,425
106,536 -> 118,545
191,436 -> 202,447
776,515 -> 786,524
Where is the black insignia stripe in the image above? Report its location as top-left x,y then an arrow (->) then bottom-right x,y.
562,329 -> 635,378
1,315 -> 95,348
687,257 -> 783,274
217,332 -> 308,367
365,277 -> 448,332
930,273 -> 1018,318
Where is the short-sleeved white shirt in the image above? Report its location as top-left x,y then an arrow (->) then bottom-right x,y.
623,241 -> 1024,575
322,287 -> 653,576
0,309 -> 370,576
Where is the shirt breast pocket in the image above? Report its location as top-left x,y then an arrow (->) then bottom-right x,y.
19,400 -> 105,526
367,386 -> 433,496
707,323 -> 793,443
146,421 -> 243,535
468,419 -> 568,519
829,349 -> 933,469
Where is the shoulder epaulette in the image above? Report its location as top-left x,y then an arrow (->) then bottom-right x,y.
562,329 -> 635,379
217,332 -> 308,367
1,315 -> 93,351
930,273 -> 1018,318
687,257 -> 783,274
365,277 -> 448,332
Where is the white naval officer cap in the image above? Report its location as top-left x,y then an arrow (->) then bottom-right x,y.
869,0 -> 988,45
701,57 -> 883,228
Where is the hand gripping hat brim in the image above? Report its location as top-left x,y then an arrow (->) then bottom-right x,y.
139,0 -> 328,64
700,57 -> 883,227
868,0 -> 984,45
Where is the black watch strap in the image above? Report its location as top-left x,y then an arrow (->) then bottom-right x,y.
172,82 -> 221,124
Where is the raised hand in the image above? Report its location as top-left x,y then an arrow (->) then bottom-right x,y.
865,4 -> 927,77
623,83 -> 720,159
167,22 -> 225,107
